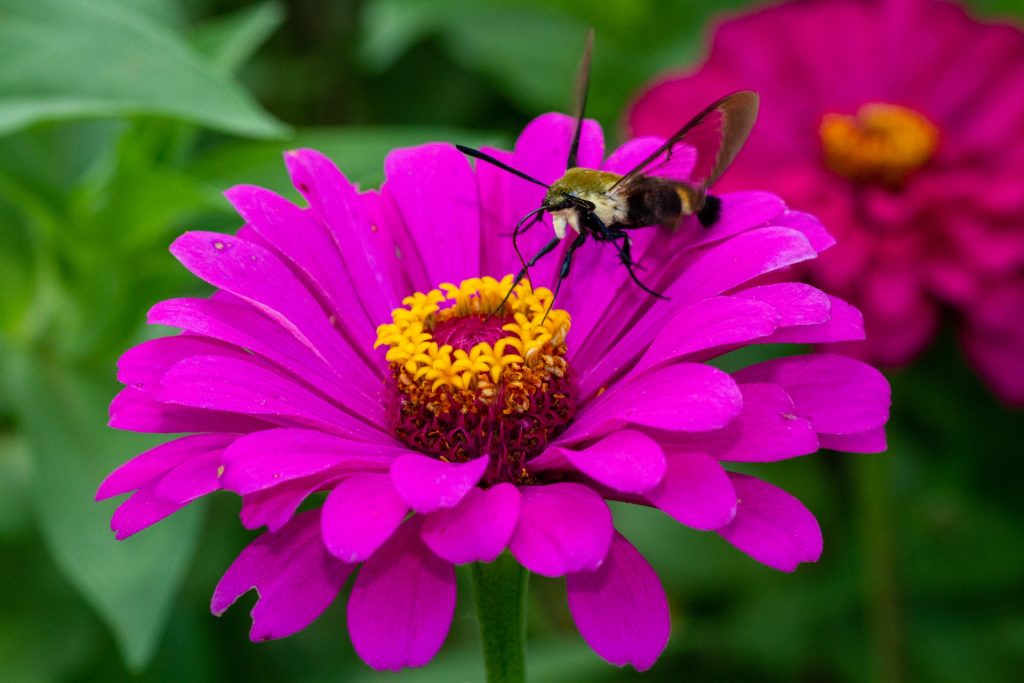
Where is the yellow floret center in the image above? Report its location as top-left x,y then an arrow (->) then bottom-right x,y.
820,103 -> 939,186
375,275 -> 570,399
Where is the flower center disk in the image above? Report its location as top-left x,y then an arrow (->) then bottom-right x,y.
819,103 -> 939,186
375,276 -> 574,483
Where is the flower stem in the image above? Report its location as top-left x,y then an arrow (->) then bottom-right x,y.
471,553 -> 529,683
853,455 -> 907,683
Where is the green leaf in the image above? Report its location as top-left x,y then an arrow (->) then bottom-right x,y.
358,0 -> 749,126
0,0 -> 287,138
0,195 -> 35,338
358,0 -> 439,71
360,0 -> 587,114
105,0 -> 185,28
192,1 -> 287,75
966,0 -> 1024,18
191,125 -> 504,194
0,432 -> 31,537
0,553 -> 103,683
3,347 -> 204,670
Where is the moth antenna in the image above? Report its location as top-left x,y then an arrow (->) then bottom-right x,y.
456,145 -> 550,189
566,28 -> 594,170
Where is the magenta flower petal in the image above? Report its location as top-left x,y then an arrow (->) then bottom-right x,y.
390,453 -> 489,514
563,364 -> 742,442
667,383 -> 819,462
116,336 -> 235,395
570,221 -> 822,376
685,192 -> 788,249
347,518 -> 456,671
322,473 -> 408,562
603,135 -> 695,181
384,144 -> 481,286
538,430 -> 666,494
97,433 -> 236,501
240,474 -> 336,532
734,353 -> 891,435
669,227 -> 818,306
153,450 -> 222,504
169,231 -> 382,413
717,473 -> 823,572
554,249 -> 619,352
764,295 -> 865,344
148,297 -> 355,401
629,296 -> 780,377
475,145 -> 518,276
764,209 -> 836,254
962,315 -> 1024,405
735,283 -> 831,327
282,149 -> 405,323
212,509 -> 352,641
220,428 -> 399,494
225,184 -> 376,348
168,231 -> 331,353
819,427 -> 888,454
600,137 -> 668,176
567,533 -> 670,672
110,483 -> 184,540
510,483 -> 613,577
157,354 -> 380,439
421,483 -> 521,564
570,197 -> 799,368
644,451 -> 737,530
109,386 -> 268,434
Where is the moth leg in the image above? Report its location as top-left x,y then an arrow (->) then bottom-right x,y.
617,234 -> 668,300
612,231 -> 646,271
586,211 -> 617,241
491,233 -> 561,318
589,213 -> 644,270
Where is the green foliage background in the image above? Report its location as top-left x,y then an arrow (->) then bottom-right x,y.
0,0 -> 1021,681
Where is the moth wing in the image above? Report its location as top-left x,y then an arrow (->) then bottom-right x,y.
617,139 -> 698,185
611,91 -> 759,194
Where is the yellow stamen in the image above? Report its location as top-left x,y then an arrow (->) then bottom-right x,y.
375,275 -> 571,409
820,103 -> 939,186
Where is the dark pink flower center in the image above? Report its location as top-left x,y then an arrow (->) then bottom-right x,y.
375,277 -> 576,484
432,314 -> 508,351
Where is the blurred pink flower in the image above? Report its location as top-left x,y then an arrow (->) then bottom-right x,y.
97,114 -> 890,671
629,0 -> 1024,404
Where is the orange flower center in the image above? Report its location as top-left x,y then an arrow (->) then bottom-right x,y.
820,103 -> 939,187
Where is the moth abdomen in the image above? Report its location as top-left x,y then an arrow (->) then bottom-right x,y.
696,194 -> 722,228
624,178 -> 683,228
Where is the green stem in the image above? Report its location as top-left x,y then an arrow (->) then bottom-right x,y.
854,455 -> 907,683
471,553 -> 529,683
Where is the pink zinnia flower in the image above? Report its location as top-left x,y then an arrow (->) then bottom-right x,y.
629,0 -> 1024,404
97,113 -> 890,672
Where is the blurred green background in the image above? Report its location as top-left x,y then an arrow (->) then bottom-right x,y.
1,0 -> 1022,681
